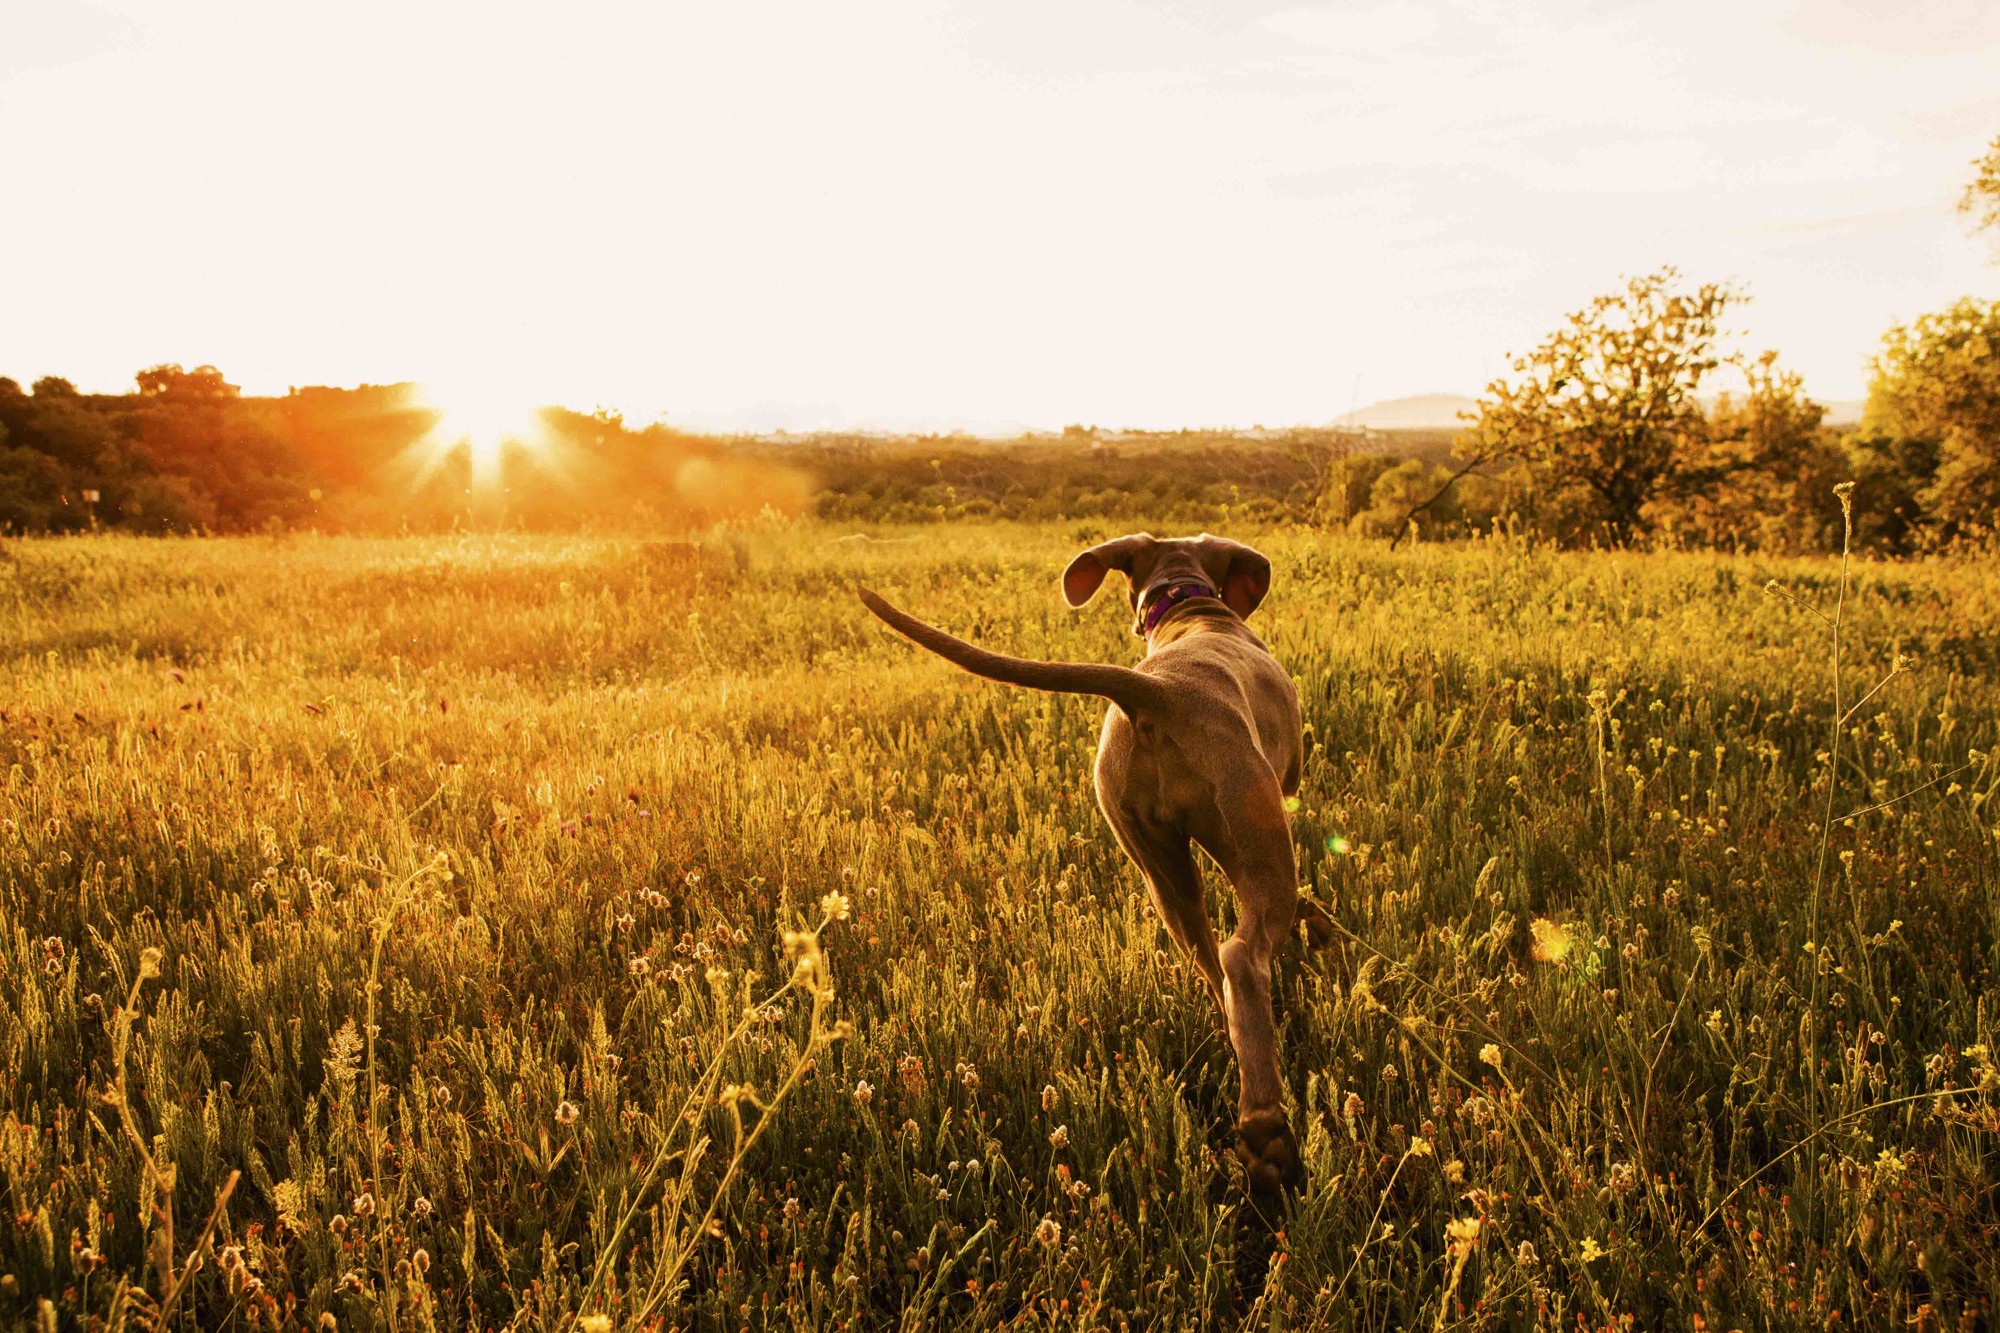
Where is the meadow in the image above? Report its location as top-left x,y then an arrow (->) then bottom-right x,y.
2,519 -> 1996,1330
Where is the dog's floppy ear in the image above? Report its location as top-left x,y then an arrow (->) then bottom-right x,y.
1195,534 -> 1272,618
1062,534 -> 1154,608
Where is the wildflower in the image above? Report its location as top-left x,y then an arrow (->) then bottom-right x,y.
784,1196 -> 801,1219
1607,1161 -> 1637,1197
1042,1084 -> 1059,1111
1516,1240 -> 1539,1268
614,912 -> 635,932
1343,1090 -> 1365,1119
1408,1135 -> 1433,1158
412,1248 -> 431,1275
1049,1124 -> 1070,1149
1443,1158 -> 1466,1185
1035,1217 -> 1062,1248
139,946 -> 164,979
1445,1217 -> 1480,1252
706,965 -> 731,989
556,1100 -> 581,1126
341,1269 -> 366,1294
1479,1043 -> 1502,1069
218,1245 -> 244,1273
1705,1008 -> 1726,1036
820,891 -> 851,922
1381,1063 -> 1399,1082
959,1063 -> 981,1093
628,956 -> 652,979
351,1192 -> 376,1218
1528,918 -> 1571,964
580,1317 -> 612,1333
1579,1236 -> 1606,1262
412,1195 -> 433,1218
854,1079 -> 874,1106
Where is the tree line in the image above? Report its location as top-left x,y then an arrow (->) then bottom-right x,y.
0,368 -> 811,534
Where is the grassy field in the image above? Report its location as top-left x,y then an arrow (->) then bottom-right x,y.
2,521 -> 1997,1330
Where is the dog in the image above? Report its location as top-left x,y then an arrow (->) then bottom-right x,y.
859,532 -> 1332,1201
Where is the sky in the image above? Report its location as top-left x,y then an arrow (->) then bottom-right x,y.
3,0 -> 1997,434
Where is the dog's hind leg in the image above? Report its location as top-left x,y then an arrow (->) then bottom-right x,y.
1108,819 -> 1225,1011
1199,778 -> 1307,1202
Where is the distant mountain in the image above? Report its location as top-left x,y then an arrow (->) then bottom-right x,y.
1333,394 -> 1479,430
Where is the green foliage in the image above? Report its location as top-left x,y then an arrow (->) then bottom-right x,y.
1862,298 -> 2000,541
1458,273 -> 1872,553
1463,269 -> 1737,545
1960,132 -> 2000,240
1,521 -> 1995,1329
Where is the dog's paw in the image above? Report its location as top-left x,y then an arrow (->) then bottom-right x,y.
1235,1109 -> 1305,1198
1295,897 -> 1337,951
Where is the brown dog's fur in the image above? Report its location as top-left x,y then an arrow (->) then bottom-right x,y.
859,533 -> 1331,1200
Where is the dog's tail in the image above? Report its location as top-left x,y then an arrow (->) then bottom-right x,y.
858,588 -> 1173,718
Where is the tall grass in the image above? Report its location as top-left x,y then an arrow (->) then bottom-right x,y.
1,520 -> 1995,1328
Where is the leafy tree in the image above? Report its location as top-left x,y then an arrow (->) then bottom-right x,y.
1863,297 -> 2000,538
1647,350 -> 1839,550
1961,132 -> 2000,241
1462,268 -> 1740,544
31,376 -> 78,397
136,363 -> 241,399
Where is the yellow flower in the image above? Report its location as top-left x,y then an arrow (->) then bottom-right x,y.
1479,1043 -> 1502,1069
1579,1236 -> 1606,1262
1529,918 -> 1572,964
820,891 -> 851,922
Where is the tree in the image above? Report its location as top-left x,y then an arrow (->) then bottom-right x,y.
1863,298 -> 2000,538
1462,269 -> 1738,544
1647,350 -> 1838,551
136,363 -> 240,399
1961,132 -> 2000,242
32,376 -> 78,397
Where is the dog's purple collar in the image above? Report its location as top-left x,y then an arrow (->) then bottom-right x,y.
1140,581 -> 1221,635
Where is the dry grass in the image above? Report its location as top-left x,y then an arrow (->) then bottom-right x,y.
1,520 -> 1996,1329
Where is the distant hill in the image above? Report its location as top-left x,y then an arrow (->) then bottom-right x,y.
1333,394 -> 1479,430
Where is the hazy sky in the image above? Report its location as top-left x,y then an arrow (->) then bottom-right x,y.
4,1 -> 1997,432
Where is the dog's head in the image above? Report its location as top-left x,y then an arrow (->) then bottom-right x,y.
1060,533 -> 1272,634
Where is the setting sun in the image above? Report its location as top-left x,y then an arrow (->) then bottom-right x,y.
413,380 -> 550,485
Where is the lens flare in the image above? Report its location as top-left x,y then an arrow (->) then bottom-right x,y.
1326,835 -> 1352,855
413,380 -> 550,487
